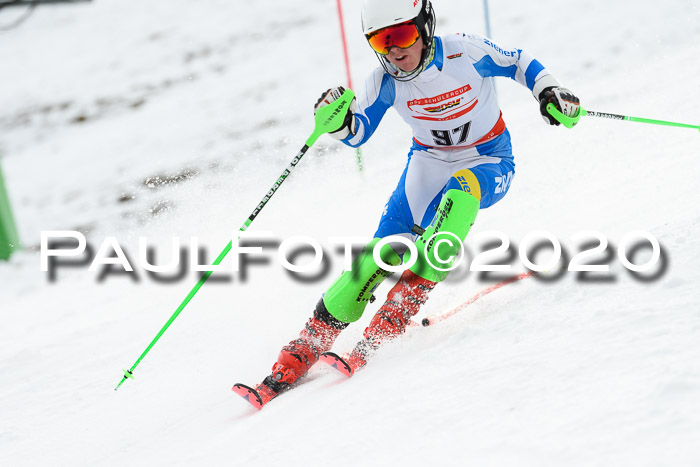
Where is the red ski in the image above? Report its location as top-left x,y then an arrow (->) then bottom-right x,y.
319,349 -> 368,378
319,352 -> 355,377
231,383 -> 278,410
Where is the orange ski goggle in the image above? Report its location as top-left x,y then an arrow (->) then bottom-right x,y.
366,21 -> 421,55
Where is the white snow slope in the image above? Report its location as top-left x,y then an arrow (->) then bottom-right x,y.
1,0 -> 700,466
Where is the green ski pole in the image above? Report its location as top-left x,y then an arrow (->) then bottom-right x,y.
115,89 -> 355,391
547,103 -> 700,132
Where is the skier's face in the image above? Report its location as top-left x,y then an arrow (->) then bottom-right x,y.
385,36 -> 424,72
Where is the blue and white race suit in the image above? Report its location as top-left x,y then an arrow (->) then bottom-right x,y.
340,33 -> 560,238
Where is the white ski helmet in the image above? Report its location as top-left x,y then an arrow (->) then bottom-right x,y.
361,0 -> 436,81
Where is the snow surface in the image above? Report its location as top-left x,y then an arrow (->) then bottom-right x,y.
1,0 -> 700,465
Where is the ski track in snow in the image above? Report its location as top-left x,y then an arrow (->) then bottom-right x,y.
1,0 -> 699,466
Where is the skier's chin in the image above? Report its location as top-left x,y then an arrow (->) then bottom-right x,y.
389,59 -> 419,73
398,64 -> 419,72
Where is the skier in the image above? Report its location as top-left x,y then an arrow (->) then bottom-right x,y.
236,0 -> 580,406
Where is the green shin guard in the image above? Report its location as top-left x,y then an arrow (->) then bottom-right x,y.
409,189 -> 480,283
323,238 -> 401,323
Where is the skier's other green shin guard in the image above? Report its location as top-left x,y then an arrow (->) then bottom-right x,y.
323,238 -> 401,323
409,186 -> 480,283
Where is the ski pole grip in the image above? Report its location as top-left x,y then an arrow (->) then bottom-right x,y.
306,89 -> 355,147
546,103 -> 583,129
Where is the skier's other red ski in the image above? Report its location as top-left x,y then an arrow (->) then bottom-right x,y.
320,350 -> 369,378
319,352 -> 355,377
232,383 -> 266,410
